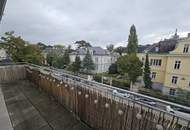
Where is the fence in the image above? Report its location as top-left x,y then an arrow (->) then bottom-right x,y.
25,65 -> 190,130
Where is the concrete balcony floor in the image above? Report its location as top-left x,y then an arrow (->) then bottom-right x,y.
0,80 -> 91,130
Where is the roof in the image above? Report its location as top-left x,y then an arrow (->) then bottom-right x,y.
142,31 -> 188,53
138,45 -> 151,53
71,46 -> 109,55
145,38 -> 178,53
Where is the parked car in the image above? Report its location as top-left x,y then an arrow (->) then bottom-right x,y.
166,105 -> 190,119
136,98 -> 156,106
112,90 -> 130,98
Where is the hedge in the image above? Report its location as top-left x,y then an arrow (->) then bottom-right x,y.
93,75 -> 130,90
139,87 -> 190,107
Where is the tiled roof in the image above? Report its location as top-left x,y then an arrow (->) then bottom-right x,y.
146,38 -> 178,53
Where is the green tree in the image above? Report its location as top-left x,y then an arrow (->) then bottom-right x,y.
75,40 -> 91,48
37,42 -> 47,50
1,31 -> 26,62
108,63 -> 118,74
1,31 -> 43,64
117,54 -> 143,89
106,44 -> 114,53
143,53 -> 152,88
70,56 -> 81,73
23,44 -> 44,64
46,51 -> 59,66
114,46 -> 126,56
82,49 -> 95,74
54,44 -> 65,49
62,49 -> 70,67
127,25 -> 138,55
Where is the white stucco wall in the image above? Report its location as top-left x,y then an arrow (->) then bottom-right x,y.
70,54 -> 118,73
0,49 -> 7,60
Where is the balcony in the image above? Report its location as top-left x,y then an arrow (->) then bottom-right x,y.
0,63 -> 190,130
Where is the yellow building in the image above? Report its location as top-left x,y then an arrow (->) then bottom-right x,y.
138,33 -> 190,95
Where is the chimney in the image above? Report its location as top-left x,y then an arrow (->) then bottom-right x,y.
188,33 -> 190,38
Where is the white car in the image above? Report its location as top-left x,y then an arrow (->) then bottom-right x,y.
137,98 -> 157,106
112,90 -> 118,95
112,90 -> 130,98
166,105 -> 190,119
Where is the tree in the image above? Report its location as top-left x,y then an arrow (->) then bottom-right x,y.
106,44 -> 114,53
108,63 -> 118,74
114,46 -> 126,56
62,49 -> 70,68
143,53 -> 152,88
82,49 -> 95,74
1,31 -> 43,64
23,44 -> 44,64
117,54 -> 143,89
1,31 -> 26,62
54,44 -> 65,49
46,51 -> 59,66
70,56 -> 82,73
75,40 -> 91,48
37,42 -> 47,50
127,25 -> 138,54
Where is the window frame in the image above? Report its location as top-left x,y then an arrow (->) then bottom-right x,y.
151,72 -> 157,79
183,44 -> 189,53
174,60 -> 181,69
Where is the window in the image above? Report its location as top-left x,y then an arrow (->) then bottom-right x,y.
171,76 -> 178,84
150,59 -> 162,66
151,72 -> 156,79
183,44 -> 189,53
158,60 -> 162,66
150,59 -> 153,65
169,89 -> 176,96
174,60 -> 181,69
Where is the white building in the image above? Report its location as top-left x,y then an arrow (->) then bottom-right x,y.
0,48 -> 7,61
70,47 -> 119,73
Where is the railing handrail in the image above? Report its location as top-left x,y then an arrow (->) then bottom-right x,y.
26,63 -> 190,111
1,62 -> 190,117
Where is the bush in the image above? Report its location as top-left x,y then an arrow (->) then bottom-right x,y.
93,75 -> 130,90
139,87 -> 190,107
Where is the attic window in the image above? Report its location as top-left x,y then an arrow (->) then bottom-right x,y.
155,47 -> 159,52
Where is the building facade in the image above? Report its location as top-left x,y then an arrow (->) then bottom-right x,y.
70,47 -> 119,73
138,33 -> 190,95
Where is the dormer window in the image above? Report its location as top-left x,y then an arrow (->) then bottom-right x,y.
155,47 -> 159,52
183,44 -> 189,53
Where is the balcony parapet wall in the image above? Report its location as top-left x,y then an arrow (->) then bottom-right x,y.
0,65 -> 26,83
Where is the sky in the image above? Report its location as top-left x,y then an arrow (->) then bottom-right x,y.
0,0 -> 190,48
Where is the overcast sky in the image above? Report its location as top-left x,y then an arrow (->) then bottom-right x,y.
0,0 -> 190,48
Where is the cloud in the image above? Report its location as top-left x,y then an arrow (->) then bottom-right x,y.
0,0 -> 190,47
